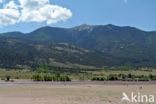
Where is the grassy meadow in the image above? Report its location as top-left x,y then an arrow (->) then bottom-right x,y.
0,68 -> 156,81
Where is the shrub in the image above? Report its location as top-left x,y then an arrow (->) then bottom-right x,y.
31,74 -> 71,81
31,75 -> 43,81
36,67 -> 49,73
65,76 -> 71,81
91,77 -> 105,81
43,75 -> 52,81
100,77 -> 105,81
149,74 -> 156,80
52,76 -> 57,81
60,76 -> 66,81
5,76 -> 11,81
107,74 -> 118,81
128,73 -> 132,78
92,77 -> 97,81
60,76 -> 71,81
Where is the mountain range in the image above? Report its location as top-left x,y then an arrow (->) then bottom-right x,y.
0,24 -> 156,69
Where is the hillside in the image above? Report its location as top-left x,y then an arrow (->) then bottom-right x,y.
0,24 -> 156,69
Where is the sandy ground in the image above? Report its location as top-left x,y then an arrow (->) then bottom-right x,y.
0,82 -> 156,104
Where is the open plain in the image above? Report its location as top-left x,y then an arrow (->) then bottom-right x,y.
0,81 -> 155,104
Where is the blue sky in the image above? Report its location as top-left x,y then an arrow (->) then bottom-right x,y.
0,0 -> 156,33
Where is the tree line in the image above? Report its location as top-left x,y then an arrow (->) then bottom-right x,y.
31,74 -> 71,81
92,74 -> 156,81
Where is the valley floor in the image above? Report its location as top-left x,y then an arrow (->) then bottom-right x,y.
0,81 -> 156,104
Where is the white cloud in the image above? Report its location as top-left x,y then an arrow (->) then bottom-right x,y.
0,0 -> 72,27
0,9 -> 20,27
19,0 -> 72,24
18,0 -> 49,10
41,5 -> 72,24
4,1 -> 18,9
0,0 -> 2,3
20,4 -> 72,24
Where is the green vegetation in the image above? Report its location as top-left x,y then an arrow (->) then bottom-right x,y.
92,74 -> 156,81
36,67 -> 50,73
5,75 -> 11,81
31,75 -> 71,81
0,69 -> 36,79
1,25 -> 156,69
0,67 -> 156,81
1,25 -> 156,82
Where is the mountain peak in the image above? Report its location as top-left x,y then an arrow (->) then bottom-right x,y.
104,24 -> 120,29
71,24 -> 95,32
79,24 -> 90,27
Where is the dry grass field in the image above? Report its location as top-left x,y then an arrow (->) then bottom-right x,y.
0,83 -> 155,104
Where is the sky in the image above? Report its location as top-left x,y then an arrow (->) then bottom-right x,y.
0,0 -> 156,33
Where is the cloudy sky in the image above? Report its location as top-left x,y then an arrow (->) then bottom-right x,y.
0,0 -> 155,33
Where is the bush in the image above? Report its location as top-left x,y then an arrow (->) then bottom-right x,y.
31,75 -> 43,81
149,74 -> 156,80
92,77 -> 97,81
60,76 -> 71,81
100,77 -> 105,81
36,67 -> 49,73
52,76 -> 57,81
128,73 -> 132,78
44,75 -> 52,81
91,77 -> 105,81
5,76 -> 11,81
31,74 -> 71,81
65,76 -> 71,81
107,74 -> 118,81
